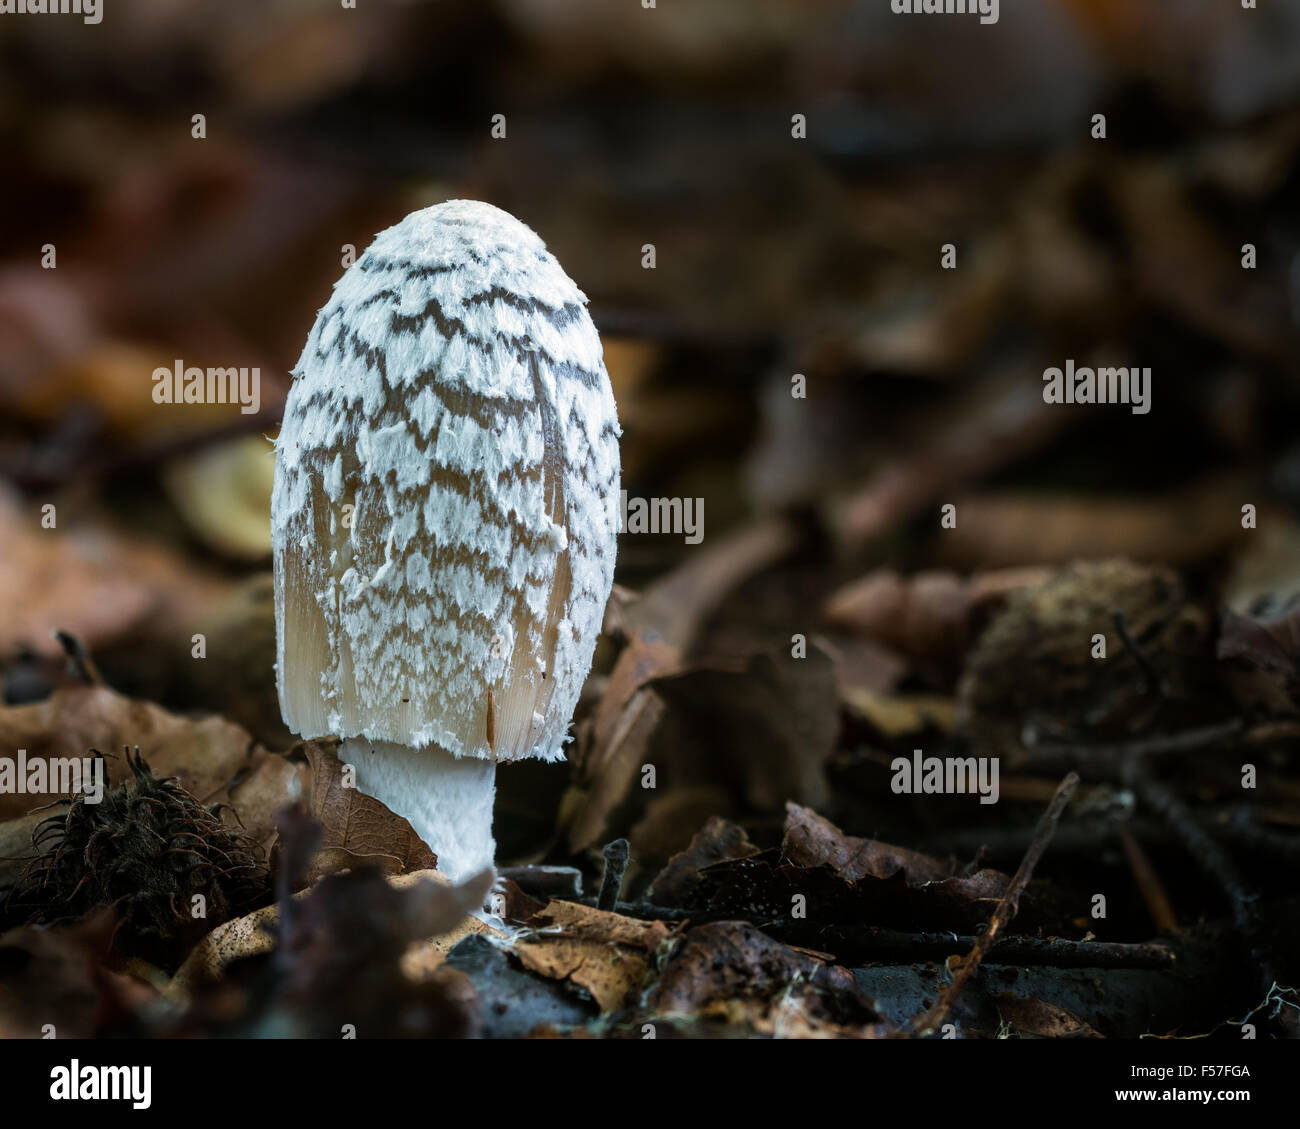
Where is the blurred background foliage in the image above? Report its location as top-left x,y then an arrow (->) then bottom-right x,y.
1,0 -> 1300,867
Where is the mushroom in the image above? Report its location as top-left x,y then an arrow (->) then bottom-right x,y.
272,200 -> 621,882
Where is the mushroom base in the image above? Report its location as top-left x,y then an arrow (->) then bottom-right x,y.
341,738 -> 497,884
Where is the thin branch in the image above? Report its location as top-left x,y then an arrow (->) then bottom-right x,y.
1117,825 -> 1179,933
1111,608 -> 1168,696
1122,756 -> 1297,1035
764,926 -> 1175,969
596,838 -> 631,912
912,772 -> 1079,1037
1031,719 -> 1245,777
53,630 -> 103,686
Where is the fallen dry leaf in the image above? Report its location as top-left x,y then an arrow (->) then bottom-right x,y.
0,913 -> 155,1038
514,901 -> 675,1012
643,920 -> 873,1023
650,644 -> 838,812
565,518 -> 799,853
647,815 -> 761,905
0,684 -> 266,820
169,867 -> 495,998
304,739 -> 438,875
223,746 -> 305,852
1218,603 -> 1300,717
840,690 -> 956,739
564,632 -> 676,854
162,572 -> 289,749
931,478 -> 1264,570
824,635 -> 907,702
629,787 -> 738,886
691,986 -> 889,1039
782,802 -> 953,885
161,434 -> 274,560
993,991 -> 1103,1038
671,806 -> 1071,937
0,486 -> 234,660
824,567 -> 1047,683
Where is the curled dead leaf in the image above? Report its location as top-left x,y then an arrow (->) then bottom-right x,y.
514,901 -> 676,1013
304,739 -> 437,875
782,802 -> 954,885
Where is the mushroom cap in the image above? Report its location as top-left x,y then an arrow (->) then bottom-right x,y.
272,200 -> 620,762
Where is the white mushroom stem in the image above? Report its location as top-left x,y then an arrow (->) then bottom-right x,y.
341,738 -> 497,884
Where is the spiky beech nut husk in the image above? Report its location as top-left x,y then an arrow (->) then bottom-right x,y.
957,559 -> 1209,759
272,200 -> 621,881
9,749 -> 270,969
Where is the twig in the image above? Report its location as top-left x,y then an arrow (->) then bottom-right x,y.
1117,825 -> 1179,934
912,772 -> 1078,1036
1031,719 -> 1245,777
1111,608 -> 1168,696
1121,761 -> 1257,940
765,926 -> 1175,969
1122,757 -> 1296,1035
597,838 -> 631,913
1222,810 -> 1300,864
52,630 -> 102,686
